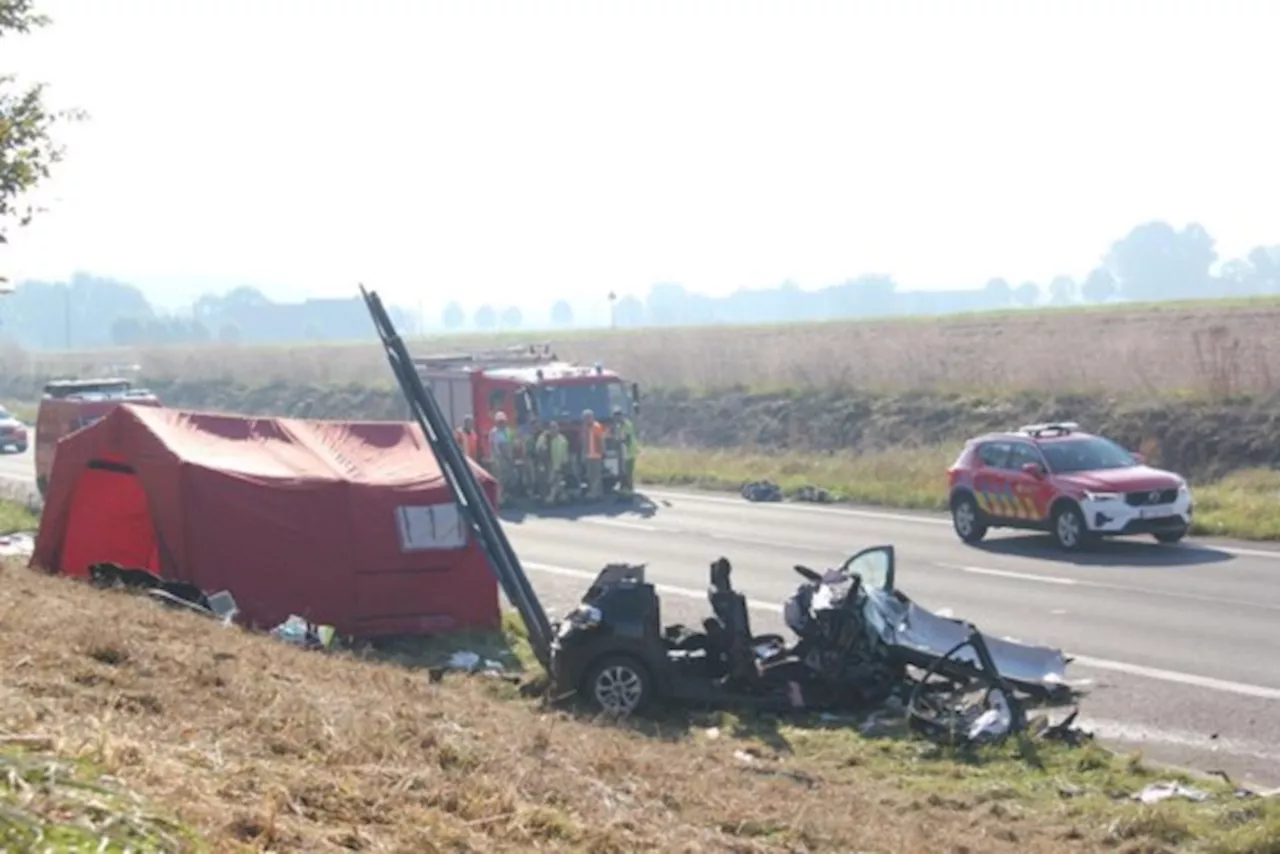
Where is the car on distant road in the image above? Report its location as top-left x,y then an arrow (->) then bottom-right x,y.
946,422 -> 1193,551
0,407 -> 28,454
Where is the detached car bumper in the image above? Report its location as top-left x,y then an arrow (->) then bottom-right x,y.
1080,490 -> 1193,534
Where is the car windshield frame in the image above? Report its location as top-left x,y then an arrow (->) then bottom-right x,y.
1038,435 -> 1137,474
533,380 -> 631,422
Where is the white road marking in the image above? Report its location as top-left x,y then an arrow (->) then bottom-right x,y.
639,487 -> 1280,560
1075,716 -> 1280,764
642,488 -> 951,526
949,565 -> 1078,586
525,560 -> 782,613
1071,656 -> 1280,702
934,561 -> 1280,612
524,559 -> 1280,702
572,516 -> 827,553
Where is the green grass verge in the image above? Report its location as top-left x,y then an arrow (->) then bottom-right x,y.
0,400 -> 35,423
638,446 -> 1280,541
0,500 -> 37,534
715,713 -> 1280,854
0,746 -> 201,852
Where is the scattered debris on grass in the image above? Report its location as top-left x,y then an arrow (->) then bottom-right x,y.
4,559 -> 1280,852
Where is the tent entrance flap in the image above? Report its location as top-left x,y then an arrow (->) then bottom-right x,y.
59,462 -> 160,578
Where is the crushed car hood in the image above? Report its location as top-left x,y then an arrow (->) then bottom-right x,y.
865,588 -> 1069,690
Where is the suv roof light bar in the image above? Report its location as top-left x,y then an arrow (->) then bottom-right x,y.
1017,421 -> 1080,437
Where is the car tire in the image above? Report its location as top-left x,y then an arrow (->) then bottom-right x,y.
14,444 -> 26,454
582,654 -> 653,718
1051,502 -> 1092,551
951,493 -> 988,544
1153,528 -> 1187,544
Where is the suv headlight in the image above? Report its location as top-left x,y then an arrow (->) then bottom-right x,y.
1083,491 -> 1122,502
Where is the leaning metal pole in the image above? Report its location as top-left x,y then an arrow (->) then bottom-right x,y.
360,285 -> 553,669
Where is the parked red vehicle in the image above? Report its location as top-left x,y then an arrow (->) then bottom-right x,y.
34,377 -> 162,497
946,422 -> 1194,551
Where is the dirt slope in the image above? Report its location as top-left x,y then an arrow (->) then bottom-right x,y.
0,562 -> 1145,853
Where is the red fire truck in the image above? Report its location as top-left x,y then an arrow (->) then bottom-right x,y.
34,377 -> 162,498
413,344 -> 640,495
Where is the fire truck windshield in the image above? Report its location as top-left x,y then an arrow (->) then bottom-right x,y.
534,380 -> 631,422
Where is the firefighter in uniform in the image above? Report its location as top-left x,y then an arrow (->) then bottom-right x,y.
487,411 -> 515,503
523,416 -> 546,500
612,405 -> 638,496
454,416 -> 479,461
538,421 -> 570,504
581,409 -> 606,500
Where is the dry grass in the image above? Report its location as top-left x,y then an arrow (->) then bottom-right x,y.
4,559 -> 1278,853
4,297 -> 1280,397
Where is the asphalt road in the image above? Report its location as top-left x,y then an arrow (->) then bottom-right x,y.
0,441 -> 36,507
500,489 -> 1280,789
6,439 -> 1278,787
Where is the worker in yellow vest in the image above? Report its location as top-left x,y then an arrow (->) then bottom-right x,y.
612,406 -> 638,496
538,421 -> 570,504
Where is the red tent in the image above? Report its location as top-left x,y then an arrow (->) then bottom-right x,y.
32,404 -> 501,637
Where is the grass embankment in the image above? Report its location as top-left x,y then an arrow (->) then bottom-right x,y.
3,552 -> 1278,852
0,499 -> 37,533
639,447 -> 1280,541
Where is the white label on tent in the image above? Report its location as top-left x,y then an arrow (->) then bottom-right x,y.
395,503 -> 467,551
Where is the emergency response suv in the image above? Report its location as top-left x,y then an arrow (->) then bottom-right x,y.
947,422 -> 1193,551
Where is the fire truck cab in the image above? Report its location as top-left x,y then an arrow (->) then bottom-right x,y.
34,377 -> 162,498
413,344 -> 640,495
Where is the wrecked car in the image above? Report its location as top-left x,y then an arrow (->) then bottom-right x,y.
548,545 -> 1074,724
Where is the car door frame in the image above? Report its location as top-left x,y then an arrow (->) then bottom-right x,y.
972,440 -> 1016,522
1004,440 -> 1055,527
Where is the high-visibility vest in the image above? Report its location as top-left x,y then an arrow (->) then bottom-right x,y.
455,428 -> 477,459
585,422 -> 605,459
619,418 -> 638,454
550,434 -> 569,469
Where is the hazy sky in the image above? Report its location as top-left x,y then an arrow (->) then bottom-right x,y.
5,0 -> 1278,310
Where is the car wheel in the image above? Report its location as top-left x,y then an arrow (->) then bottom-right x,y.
583,654 -> 653,717
15,444 -> 26,454
1153,528 -> 1187,544
1051,502 -> 1092,551
951,493 -> 988,544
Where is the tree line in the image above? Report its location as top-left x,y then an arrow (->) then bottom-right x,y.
4,7 -> 1278,352
0,220 -> 1277,351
